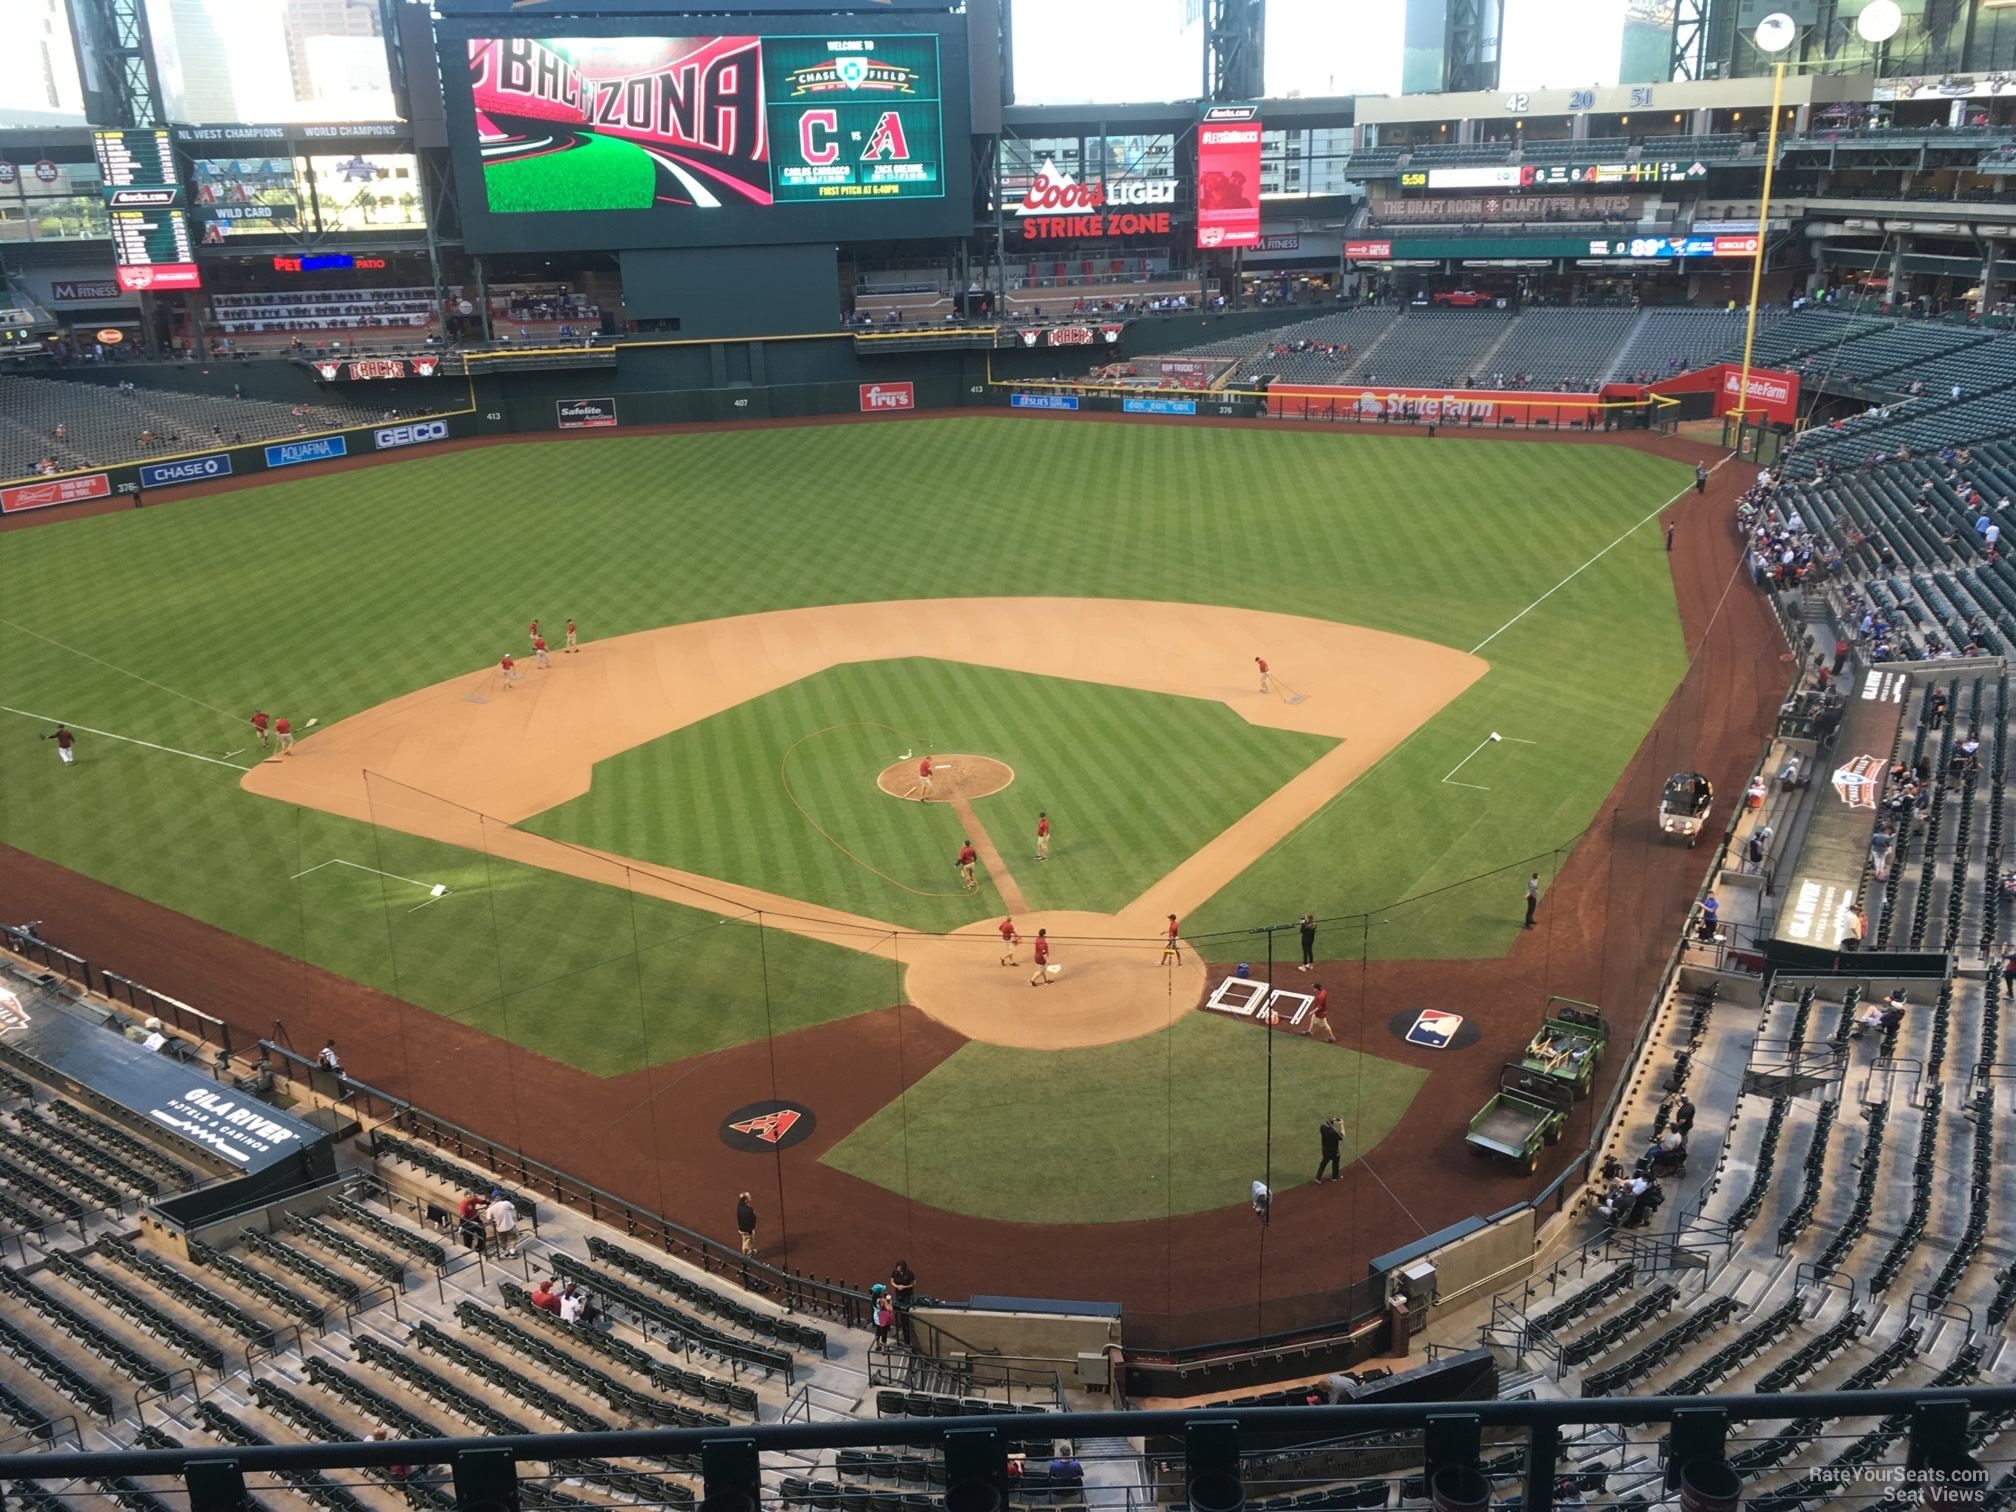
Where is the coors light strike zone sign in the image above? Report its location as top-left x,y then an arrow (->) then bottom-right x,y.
1014,159 -> 1174,241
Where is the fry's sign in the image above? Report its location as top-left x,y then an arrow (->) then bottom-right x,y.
1013,159 -> 1174,241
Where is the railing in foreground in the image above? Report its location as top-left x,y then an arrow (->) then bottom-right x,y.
259,1040 -> 875,1331
0,1388 -> 2009,1512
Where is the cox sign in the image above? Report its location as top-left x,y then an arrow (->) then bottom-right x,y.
374,420 -> 450,450
138,454 -> 232,488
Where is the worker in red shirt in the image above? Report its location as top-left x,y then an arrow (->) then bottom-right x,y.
955,840 -> 978,892
533,633 -> 551,669
274,716 -> 293,755
916,754 -> 934,802
250,710 -> 270,750
998,916 -> 1020,966
500,652 -> 520,688
528,618 -> 540,649
1028,928 -> 1053,987
1159,914 -> 1182,965
1035,811 -> 1050,861
1303,983 -> 1334,1042
1255,656 -> 1270,693
564,619 -> 578,654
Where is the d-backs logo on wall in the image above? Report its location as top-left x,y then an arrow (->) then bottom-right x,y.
470,36 -> 773,208
719,1099 -> 818,1153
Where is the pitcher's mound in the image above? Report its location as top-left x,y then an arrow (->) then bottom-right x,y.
876,754 -> 1014,802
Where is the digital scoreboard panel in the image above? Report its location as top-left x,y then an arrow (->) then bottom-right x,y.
91,129 -> 202,291
440,14 -> 969,253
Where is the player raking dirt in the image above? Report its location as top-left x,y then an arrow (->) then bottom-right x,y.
242,598 -> 1487,1050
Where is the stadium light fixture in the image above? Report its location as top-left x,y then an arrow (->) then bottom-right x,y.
1752,12 -> 1799,51
1856,0 -> 1903,42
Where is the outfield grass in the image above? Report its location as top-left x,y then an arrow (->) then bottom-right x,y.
484,133 -> 658,214
520,658 -> 1337,931
0,417 -> 1689,1073
820,1011 -> 1429,1222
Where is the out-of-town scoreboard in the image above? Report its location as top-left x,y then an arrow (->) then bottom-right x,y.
91,130 -> 202,291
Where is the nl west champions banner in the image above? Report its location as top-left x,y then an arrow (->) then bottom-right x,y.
467,34 -> 946,216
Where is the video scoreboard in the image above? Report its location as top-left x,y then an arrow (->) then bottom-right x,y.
440,14 -> 968,252
91,130 -> 202,291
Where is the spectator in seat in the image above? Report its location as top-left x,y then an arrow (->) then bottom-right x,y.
559,1283 -> 586,1323
457,1190 -> 487,1253
531,1277 -> 564,1313
485,1189 -> 519,1258
1048,1445 -> 1085,1491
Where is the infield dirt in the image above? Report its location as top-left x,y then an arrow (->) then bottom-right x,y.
0,419 -> 1784,1326
240,597 -> 1486,1049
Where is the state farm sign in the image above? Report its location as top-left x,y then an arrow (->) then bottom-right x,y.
859,382 -> 915,411
1014,159 -> 1175,242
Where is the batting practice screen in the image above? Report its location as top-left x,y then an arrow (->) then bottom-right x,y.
442,16 -> 968,252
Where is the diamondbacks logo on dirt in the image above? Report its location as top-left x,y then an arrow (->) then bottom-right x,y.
719,1099 -> 817,1152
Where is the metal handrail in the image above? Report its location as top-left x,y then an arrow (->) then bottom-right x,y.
7,1387 -> 2014,1480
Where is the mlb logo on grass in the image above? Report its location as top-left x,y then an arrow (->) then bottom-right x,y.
1407,1010 -> 1465,1048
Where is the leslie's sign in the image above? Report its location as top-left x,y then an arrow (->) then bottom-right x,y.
1013,159 -> 1175,241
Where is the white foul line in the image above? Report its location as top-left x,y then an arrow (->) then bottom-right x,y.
1441,733 -> 1539,791
288,857 -> 438,891
0,706 -> 246,770
1468,462 -> 1724,657
1442,735 -> 1497,790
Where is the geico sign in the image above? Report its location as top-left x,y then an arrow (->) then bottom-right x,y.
374,420 -> 450,450
1014,158 -> 1176,215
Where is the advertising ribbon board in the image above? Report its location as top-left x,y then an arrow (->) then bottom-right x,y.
1,473 -> 113,513
1196,104 -> 1262,250
557,397 -> 619,429
139,454 -> 233,488
859,381 -> 915,411
264,437 -> 348,468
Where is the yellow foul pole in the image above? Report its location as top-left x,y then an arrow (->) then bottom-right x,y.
1732,60 -> 1789,429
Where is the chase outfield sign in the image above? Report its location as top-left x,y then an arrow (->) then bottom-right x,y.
139,453 -> 232,488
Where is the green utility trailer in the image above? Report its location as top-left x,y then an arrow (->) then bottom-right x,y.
1466,1065 -> 1576,1174
1519,998 -> 1609,1098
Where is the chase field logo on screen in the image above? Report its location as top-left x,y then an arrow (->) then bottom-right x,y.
468,34 -> 943,214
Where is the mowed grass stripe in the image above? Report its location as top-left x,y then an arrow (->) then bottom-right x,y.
520,659 -> 1336,931
820,1012 -> 1429,1223
2,418 -> 1686,1070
